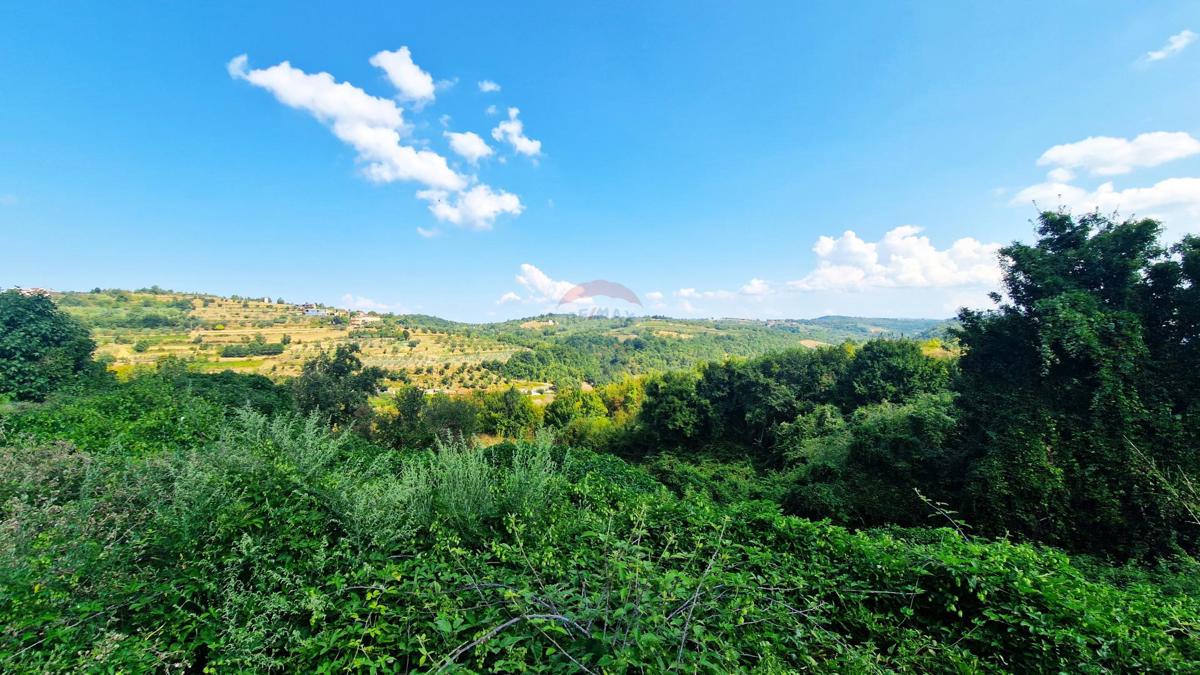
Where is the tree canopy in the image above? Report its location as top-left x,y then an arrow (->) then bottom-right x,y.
0,290 -> 99,401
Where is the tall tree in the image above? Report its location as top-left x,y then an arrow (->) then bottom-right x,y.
955,212 -> 1199,556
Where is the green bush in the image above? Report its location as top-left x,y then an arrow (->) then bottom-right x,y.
0,290 -> 101,401
2,409 -> 1197,671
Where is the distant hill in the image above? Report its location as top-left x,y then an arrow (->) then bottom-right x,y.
46,288 -> 955,390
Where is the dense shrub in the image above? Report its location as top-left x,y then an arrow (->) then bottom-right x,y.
3,374 -> 223,455
0,290 -> 101,401
2,412 -> 1197,671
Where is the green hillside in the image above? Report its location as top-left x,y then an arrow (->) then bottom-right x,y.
52,289 -> 949,392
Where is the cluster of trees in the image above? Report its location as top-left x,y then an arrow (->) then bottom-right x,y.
632,213 -> 1200,558
219,340 -> 285,357
491,329 -> 812,387
57,291 -> 199,330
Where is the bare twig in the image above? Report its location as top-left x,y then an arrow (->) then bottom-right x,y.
914,488 -> 970,538
437,614 -> 588,671
675,520 -> 727,667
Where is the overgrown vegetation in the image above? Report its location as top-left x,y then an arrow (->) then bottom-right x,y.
2,212 -> 1198,670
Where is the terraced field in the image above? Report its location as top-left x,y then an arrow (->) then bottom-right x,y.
54,289 -> 951,393
58,291 -> 525,392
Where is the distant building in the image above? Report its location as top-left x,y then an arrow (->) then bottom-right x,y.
350,314 -> 382,328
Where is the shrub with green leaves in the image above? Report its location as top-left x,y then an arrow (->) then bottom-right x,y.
0,290 -> 101,401
2,408 -> 1197,672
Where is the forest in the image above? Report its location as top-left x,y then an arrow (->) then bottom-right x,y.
2,212 -> 1199,671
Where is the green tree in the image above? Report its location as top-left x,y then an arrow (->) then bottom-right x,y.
640,371 -> 707,447
291,343 -> 387,428
422,394 -> 481,441
544,387 -> 606,429
0,290 -> 100,401
478,386 -> 539,438
838,339 -> 949,409
955,211 -> 1200,556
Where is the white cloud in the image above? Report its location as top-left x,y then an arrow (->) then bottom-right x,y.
485,104 -> 498,115
416,226 -> 439,238
1013,177 -> 1200,230
1146,29 -> 1196,61
340,123 -> 465,189
491,107 -> 542,156
444,130 -> 494,164
228,54 -> 465,191
1016,129 -> 1200,234
478,80 -> 501,93
789,226 -> 1002,291
740,278 -> 771,296
516,263 -> 576,303
231,52 -> 528,233
497,291 -> 521,304
1036,132 -> 1200,176
369,46 -> 436,105
676,287 -> 735,300
417,184 -> 523,230
340,293 -> 393,311
1047,167 -> 1075,183
645,291 -> 664,302
228,54 -> 403,128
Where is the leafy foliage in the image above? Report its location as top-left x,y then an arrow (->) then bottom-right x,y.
2,409 -> 1197,671
955,213 -> 1200,556
291,343 -> 388,429
0,291 -> 101,401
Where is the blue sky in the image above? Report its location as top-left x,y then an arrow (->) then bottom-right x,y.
2,2 -> 1199,321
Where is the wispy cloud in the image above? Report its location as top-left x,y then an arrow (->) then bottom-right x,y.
478,80 -> 501,93
1146,29 -> 1196,62
340,293 -> 396,311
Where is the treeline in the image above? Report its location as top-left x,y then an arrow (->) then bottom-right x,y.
220,342 -> 285,357
488,330 -> 807,387
56,291 -> 200,330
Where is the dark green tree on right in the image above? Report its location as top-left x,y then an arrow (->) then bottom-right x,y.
955,212 -> 1200,557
